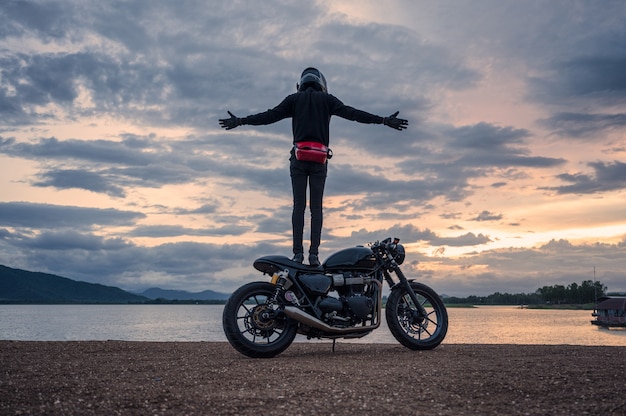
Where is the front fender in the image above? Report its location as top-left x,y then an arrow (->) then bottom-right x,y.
389,278 -> 416,291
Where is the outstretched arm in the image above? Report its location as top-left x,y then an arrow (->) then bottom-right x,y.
219,111 -> 243,130
219,96 -> 294,130
330,96 -> 408,131
383,111 -> 408,131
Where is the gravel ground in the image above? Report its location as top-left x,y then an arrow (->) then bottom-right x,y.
1,341 -> 625,415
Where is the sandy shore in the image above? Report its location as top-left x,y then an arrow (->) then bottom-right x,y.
1,341 -> 625,415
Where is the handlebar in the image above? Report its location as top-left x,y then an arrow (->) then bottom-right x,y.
371,237 -> 406,266
373,237 -> 400,250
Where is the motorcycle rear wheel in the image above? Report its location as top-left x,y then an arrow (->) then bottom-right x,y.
385,281 -> 448,350
222,281 -> 298,358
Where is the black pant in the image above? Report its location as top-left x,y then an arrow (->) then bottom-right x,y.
290,156 -> 327,255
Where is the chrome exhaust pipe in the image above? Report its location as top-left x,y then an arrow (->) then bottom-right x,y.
284,306 -> 379,334
283,281 -> 382,335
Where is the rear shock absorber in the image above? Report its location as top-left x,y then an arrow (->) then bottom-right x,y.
269,269 -> 291,303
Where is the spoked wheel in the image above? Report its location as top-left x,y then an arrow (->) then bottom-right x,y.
385,282 -> 448,350
222,281 -> 298,358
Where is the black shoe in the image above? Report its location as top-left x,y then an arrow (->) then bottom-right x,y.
308,254 -> 320,267
292,253 -> 304,263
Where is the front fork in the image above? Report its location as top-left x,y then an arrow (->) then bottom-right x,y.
385,267 -> 428,318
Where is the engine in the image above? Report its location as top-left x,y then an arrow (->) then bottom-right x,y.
294,253 -> 379,327
317,271 -> 376,325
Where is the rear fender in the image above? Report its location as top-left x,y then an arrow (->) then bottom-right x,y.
253,255 -> 297,277
254,255 -> 321,277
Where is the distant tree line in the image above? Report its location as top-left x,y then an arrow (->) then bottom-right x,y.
444,280 -> 607,305
536,280 -> 606,305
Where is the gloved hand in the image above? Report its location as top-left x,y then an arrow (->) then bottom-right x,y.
219,111 -> 243,130
383,111 -> 408,131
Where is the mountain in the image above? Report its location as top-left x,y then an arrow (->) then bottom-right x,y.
140,287 -> 230,301
0,264 -> 148,304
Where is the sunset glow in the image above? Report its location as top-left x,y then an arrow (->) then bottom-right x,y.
1,0 -> 625,296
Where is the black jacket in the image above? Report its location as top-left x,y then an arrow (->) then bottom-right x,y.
241,87 -> 383,146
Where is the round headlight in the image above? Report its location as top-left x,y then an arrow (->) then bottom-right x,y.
394,244 -> 406,265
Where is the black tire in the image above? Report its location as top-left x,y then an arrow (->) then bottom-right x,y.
222,281 -> 298,358
385,281 -> 448,350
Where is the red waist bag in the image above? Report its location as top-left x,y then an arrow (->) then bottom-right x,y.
294,141 -> 333,164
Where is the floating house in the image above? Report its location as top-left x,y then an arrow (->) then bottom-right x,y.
591,296 -> 626,328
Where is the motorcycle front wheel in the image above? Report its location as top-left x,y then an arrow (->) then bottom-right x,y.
385,281 -> 448,350
222,281 -> 298,358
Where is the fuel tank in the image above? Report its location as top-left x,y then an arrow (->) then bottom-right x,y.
323,246 -> 376,271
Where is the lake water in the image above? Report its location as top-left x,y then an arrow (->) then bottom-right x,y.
1,304 -> 625,346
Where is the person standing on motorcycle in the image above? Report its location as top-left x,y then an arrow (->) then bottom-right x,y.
219,67 -> 408,266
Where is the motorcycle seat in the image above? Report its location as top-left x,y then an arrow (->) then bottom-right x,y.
253,255 -> 324,275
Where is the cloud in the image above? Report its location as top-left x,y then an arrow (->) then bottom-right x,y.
327,163 -> 470,205
409,237 -> 626,297
0,133 -> 293,197
0,202 -> 624,296
529,56 -> 626,107
539,112 -> 626,138
0,135 -> 205,195
430,232 -> 492,247
470,211 -> 503,222
0,135 -> 155,164
1,1 -> 75,39
328,223 -> 491,249
0,224 -> 284,292
445,122 -> 566,169
0,202 -> 144,229
0,0 -> 481,131
1,1 -> 625,298
33,169 -> 126,197
129,224 -> 249,238
18,230 -> 130,251
541,161 -> 626,195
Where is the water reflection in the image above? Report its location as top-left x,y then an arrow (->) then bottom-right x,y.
1,304 -> 624,346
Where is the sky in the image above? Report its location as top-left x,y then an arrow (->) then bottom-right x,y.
1,0 -> 625,297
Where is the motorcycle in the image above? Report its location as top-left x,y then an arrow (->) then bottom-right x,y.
222,237 -> 448,358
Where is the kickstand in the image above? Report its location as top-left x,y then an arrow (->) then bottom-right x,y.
332,339 -> 336,353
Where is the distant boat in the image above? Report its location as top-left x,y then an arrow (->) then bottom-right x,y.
591,296 -> 626,328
